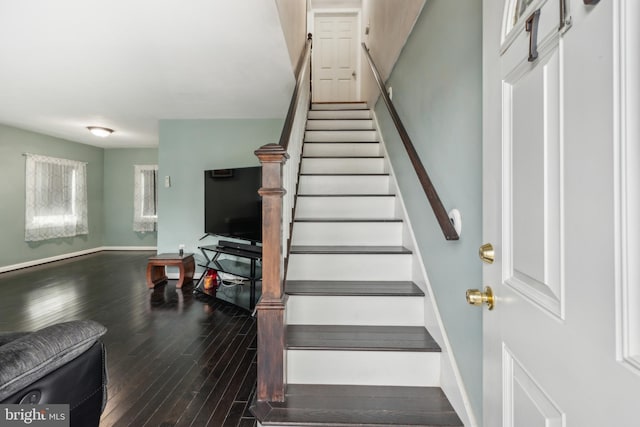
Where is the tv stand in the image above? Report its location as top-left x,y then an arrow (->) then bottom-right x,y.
194,238 -> 262,311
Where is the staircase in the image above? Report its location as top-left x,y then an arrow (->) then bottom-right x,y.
255,103 -> 463,426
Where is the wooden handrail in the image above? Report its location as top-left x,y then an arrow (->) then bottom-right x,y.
279,34 -> 313,151
361,43 -> 459,241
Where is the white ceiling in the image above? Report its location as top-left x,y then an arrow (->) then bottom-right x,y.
0,0 -> 295,148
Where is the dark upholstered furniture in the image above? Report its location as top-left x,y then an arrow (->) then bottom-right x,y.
0,320 -> 108,427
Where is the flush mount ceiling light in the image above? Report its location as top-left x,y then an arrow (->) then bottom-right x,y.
87,126 -> 114,138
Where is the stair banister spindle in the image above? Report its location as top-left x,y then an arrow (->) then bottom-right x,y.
254,35 -> 312,403
361,43 -> 459,241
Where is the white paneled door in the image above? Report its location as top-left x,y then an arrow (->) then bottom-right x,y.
312,13 -> 359,103
483,0 -> 640,426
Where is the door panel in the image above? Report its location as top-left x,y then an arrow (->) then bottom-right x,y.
313,13 -> 358,102
503,30 -> 563,317
504,346 -> 563,427
497,0 -> 567,422
483,0 -> 640,425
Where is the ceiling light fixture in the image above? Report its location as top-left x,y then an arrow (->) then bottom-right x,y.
87,126 -> 114,138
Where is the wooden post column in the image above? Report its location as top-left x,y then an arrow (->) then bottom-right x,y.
255,143 -> 289,402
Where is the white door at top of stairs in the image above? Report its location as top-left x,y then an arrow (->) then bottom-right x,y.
312,12 -> 359,103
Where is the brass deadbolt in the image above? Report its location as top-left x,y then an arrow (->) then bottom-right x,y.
466,286 -> 495,310
479,243 -> 495,264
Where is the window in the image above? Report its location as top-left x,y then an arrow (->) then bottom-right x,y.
24,154 -> 88,241
503,0 -> 538,38
516,0 -> 535,21
133,165 -> 158,232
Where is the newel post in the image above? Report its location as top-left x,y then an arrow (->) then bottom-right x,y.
255,143 -> 289,402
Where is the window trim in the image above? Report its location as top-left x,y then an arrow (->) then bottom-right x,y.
133,164 -> 158,232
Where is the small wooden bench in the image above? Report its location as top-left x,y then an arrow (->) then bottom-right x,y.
146,253 -> 195,289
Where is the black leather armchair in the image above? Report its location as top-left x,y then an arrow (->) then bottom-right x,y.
0,320 -> 108,427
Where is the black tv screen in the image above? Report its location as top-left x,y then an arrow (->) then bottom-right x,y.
204,166 -> 262,242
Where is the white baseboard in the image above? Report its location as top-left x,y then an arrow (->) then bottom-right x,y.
102,246 -> 157,251
0,246 -> 157,274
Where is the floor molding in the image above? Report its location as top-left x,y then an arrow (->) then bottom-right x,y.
102,246 -> 157,251
0,246 -> 157,274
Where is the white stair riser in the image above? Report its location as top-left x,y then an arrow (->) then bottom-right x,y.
312,103 -> 368,110
300,158 -> 385,174
308,110 -> 371,120
291,222 -> 403,246
286,295 -> 424,326
298,175 -> 391,195
306,120 -> 374,130
303,142 -> 381,157
305,130 -> 378,142
295,196 -> 396,219
287,253 -> 412,281
287,350 -> 441,387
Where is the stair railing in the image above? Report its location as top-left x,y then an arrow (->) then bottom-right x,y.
253,34 -> 312,403
361,43 -> 459,240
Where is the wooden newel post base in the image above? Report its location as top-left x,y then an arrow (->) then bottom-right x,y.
256,299 -> 286,402
255,143 -> 289,402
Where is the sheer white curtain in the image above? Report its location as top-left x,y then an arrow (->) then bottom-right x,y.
133,165 -> 158,232
24,154 -> 88,241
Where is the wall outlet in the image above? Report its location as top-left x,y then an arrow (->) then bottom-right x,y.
164,175 -> 171,188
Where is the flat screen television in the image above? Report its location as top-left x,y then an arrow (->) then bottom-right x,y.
204,166 -> 262,242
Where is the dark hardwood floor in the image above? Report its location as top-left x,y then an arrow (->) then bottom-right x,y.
0,251 -> 257,427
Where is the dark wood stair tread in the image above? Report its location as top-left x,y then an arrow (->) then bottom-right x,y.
303,142 -> 380,146
294,218 -> 403,223
286,280 -> 424,296
287,325 -> 440,352
307,118 -> 373,121
290,246 -> 411,255
303,156 -> 383,159
304,143 -> 380,144
297,194 -> 394,198
308,110 -> 370,112
252,384 -> 462,426
300,173 -> 389,176
305,129 -> 377,132
311,103 -> 368,108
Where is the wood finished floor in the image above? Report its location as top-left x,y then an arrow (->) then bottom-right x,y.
0,251 -> 257,427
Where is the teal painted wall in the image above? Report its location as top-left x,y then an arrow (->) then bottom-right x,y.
157,119 -> 283,258
103,148 -> 159,247
375,1 -> 483,421
0,124 -> 105,267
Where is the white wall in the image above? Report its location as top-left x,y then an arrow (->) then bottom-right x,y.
361,0 -> 425,105
276,0 -> 308,69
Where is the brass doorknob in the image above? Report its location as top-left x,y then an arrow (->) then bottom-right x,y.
479,243 -> 495,264
466,286 -> 495,310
